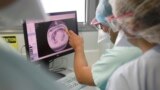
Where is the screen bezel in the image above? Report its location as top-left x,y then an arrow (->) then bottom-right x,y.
23,11 -> 78,63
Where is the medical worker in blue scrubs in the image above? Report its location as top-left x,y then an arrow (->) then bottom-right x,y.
66,0 -> 142,90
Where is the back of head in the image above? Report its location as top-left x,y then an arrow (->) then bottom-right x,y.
109,0 -> 160,44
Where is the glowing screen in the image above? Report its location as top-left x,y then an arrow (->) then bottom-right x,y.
23,11 -> 78,62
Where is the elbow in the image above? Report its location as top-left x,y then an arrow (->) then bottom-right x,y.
75,74 -> 85,84
74,67 -> 95,85
75,73 -> 95,86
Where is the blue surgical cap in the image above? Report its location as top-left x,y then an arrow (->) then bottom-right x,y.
95,0 -> 112,26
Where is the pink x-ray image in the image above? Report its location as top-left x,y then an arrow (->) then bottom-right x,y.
47,21 -> 69,52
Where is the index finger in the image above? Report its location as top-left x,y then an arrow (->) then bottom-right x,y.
69,30 -> 77,36
65,29 -> 70,36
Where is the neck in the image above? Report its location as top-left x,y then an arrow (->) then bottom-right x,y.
137,39 -> 156,53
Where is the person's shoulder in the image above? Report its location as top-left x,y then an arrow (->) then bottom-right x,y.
100,46 -> 142,62
113,57 -> 139,74
110,45 -> 160,80
112,46 -> 142,53
107,45 -> 160,90
106,60 -> 136,89
103,46 -> 141,55
139,45 -> 160,69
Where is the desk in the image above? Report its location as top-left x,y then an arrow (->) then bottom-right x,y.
56,69 -> 100,90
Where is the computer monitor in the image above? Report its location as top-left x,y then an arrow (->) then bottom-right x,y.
23,11 -> 78,64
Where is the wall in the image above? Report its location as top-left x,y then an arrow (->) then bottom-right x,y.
0,32 -> 26,55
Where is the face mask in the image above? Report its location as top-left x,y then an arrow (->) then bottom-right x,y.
0,0 -> 47,28
97,28 -> 110,43
97,29 -> 113,53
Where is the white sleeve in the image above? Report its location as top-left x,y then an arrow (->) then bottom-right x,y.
106,68 -> 130,90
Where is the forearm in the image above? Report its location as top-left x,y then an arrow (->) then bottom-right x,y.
74,47 -> 88,69
74,47 -> 95,86
66,30 -> 95,85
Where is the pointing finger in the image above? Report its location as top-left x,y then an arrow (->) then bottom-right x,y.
69,30 -> 77,36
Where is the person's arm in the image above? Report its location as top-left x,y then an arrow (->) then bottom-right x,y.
74,44 -> 95,85
66,30 -> 95,86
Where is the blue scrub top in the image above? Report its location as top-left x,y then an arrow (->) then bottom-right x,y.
92,46 -> 142,90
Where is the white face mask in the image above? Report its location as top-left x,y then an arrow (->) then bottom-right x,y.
97,28 -> 113,50
0,0 -> 47,28
97,28 -> 110,43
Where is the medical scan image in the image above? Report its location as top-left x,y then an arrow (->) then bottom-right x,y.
34,18 -> 77,58
47,21 -> 69,52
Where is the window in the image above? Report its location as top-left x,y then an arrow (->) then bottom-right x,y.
0,0 -> 98,32
40,0 -> 85,22
40,0 -> 98,31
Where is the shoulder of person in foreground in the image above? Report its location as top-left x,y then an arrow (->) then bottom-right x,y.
0,39 -> 66,90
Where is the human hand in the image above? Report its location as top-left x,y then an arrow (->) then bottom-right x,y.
65,30 -> 84,51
